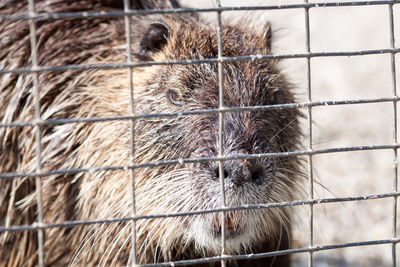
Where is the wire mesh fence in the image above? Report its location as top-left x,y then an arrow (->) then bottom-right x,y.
0,0 -> 399,266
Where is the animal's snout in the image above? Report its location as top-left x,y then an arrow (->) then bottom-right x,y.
214,159 -> 264,186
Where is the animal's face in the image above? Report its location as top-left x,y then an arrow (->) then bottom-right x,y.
130,16 -> 302,256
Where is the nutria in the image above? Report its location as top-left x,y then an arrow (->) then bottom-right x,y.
0,0 -> 302,266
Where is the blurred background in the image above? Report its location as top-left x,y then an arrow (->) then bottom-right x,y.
180,0 -> 399,266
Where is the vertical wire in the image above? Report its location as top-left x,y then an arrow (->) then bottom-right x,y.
388,2 -> 398,266
123,0 -> 137,265
27,0 -> 45,266
215,0 -> 227,266
304,1 -> 314,267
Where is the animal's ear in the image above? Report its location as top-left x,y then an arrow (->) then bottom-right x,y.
257,22 -> 272,53
139,21 -> 170,59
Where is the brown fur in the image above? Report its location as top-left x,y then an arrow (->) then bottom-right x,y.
0,0 -> 302,266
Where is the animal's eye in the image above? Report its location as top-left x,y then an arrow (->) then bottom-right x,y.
168,89 -> 183,106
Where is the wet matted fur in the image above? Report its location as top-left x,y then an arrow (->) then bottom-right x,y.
0,0 -> 303,266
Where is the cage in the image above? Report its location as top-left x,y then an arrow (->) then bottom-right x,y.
0,0 -> 399,266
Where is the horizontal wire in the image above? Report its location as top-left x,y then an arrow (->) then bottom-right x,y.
1,96 -> 399,128
0,48 -> 399,75
0,1 -> 397,21
137,238 -> 400,267
0,144 -> 398,179
1,191 -> 398,233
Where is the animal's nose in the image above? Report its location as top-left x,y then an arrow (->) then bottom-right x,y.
214,160 -> 264,186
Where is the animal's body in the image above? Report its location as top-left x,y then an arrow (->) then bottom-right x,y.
0,0 -> 301,266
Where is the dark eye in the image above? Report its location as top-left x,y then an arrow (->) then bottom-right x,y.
168,89 -> 183,106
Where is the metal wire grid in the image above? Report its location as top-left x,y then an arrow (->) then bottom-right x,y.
27,0 -> 45,266
303,1 -> 314,266
122,0 -> 138,265
0,0 -> 399,266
